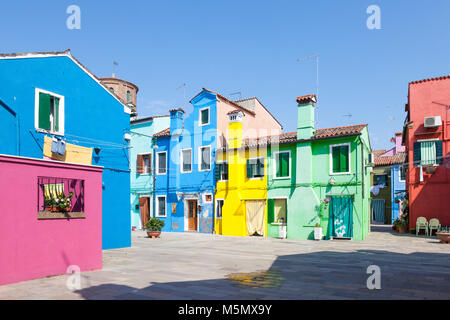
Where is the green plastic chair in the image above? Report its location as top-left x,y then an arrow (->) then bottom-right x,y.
416,217 -> 428,236
429,218 -> 441,236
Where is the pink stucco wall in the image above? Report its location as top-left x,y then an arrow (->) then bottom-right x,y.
216,97 -> 282,148
0,155 -> 103,285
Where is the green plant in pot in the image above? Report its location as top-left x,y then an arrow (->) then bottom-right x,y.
314,223 -> 323,241
44,196 -> 56,212
55,192 -> 73,212
145,217 -> 165,238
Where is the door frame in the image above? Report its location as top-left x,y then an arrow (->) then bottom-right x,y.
245,199 -> 267,237
329,195 -> 354,240
184,198 -> 199,232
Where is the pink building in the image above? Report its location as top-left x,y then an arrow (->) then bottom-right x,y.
0,154 -> 103,285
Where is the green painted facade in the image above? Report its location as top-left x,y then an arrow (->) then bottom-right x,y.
267,100 -> 372,241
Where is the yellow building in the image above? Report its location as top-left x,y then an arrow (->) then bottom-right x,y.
215,111 -> 268,237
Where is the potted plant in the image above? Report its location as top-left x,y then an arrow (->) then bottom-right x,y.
145,217 -> 165,238
55,192 -> 73,212
314,223 -> 323,241
436,227 -> 450,244
44,196 -> 55,212
394,218 -> 407,234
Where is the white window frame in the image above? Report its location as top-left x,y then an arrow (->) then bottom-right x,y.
198,145 -> 212,172
156,151 -> 167,175
34,88 -> 65,136
203,193 -> 213,204
199,107 -> 210,126
269,197 -> 288,224
180,148 -> 193,173
216,160 -> 229,181
215,198 -> 224,219
248,156 -> 265,180
329,143 -> 351,175
155,195 -> 167,217
417,138 -> 439,167
273,150 -> 291,180
138,152 -> 152,175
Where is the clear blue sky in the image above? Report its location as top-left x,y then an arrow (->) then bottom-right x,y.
1,0 -> 449,150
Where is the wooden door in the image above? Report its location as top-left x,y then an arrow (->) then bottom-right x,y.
139,197 -> 150,228
187,200 -> 198,231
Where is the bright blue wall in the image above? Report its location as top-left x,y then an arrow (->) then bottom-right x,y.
154,91 -> 217,233
391,165 -> 406,222
0,56 -> 131,249
130,116 -> 170,228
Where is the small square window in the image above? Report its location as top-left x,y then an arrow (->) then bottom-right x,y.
247,158 -> 264,179
156,196 -> 166,217
204,194 -> 212,203
330,144 -> 350,174
157,152 -> 167,175
199,146 -> 211,171
35,88 -> 64,135
181,149 -> 192,173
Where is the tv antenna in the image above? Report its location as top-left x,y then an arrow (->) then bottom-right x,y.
177,83 -> 186,110
297,54 -> 320,125
112,61 -> 119,77
229,91 -> 242,100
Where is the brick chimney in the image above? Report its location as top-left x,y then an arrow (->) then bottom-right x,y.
228,110 -> 244,149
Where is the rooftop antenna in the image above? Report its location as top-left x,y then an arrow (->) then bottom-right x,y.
343,113 -> 353,124
177,83 -> 186,110
229,91 -> 242,100
112,61 -> 119,77
297,54 -> 319,125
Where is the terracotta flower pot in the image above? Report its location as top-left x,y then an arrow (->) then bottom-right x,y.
436,232 -> 450,243
146,231 -> 161,238
398,225 -> 407,234
51,206 -> 59,212
45,206 -> 53,212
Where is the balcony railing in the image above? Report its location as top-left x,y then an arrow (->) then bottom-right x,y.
37,176 -> 85,219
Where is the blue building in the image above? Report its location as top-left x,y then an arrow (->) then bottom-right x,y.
153,89 -> 282,233
391,159 -> 407,221
0,50 -> 131,249
130,115 -> 170,229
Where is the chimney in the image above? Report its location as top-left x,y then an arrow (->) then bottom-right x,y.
228,110 -> 244,148
296,94 -> 317,140
169,108 -> 184,136
394,132 -> 405,154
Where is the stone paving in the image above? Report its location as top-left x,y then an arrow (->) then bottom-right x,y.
1,225 -> 449,300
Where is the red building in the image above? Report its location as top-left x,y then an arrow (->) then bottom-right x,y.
403,76 -> 450,230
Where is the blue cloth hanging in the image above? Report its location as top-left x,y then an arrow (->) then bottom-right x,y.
51,137 -> 66,156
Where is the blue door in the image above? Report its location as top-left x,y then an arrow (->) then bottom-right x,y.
330,196 -> 354,239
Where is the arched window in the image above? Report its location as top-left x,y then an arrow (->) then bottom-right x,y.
127,90 -> 131,102
109,87 -> 114,93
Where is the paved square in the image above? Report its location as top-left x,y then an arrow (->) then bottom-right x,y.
1,226 -> 449,300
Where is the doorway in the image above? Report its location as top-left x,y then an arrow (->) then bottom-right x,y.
187,199 -> 198,231
330,196 -> 354,239
246,200 -> 266,236
139,197 -> 150,229
371,199 -> 385,223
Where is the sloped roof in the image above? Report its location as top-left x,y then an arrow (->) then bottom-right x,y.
153,128 -> 170,137
374,152 -> 406,166
0,49 -> 131,114
372,149 -> 387,157
225,124 -> 367,149
410,75 -> 450,85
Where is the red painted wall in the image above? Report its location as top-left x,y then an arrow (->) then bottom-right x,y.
406,77 -> 450,229
0,155 -> 103,285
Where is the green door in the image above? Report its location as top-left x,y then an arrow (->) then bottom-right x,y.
330,196 -> 354,239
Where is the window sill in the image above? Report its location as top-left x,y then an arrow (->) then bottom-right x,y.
330,172 -> 352,176
273,176 -> 290,180
38,211 -> 86,220
36,128 -> 64,137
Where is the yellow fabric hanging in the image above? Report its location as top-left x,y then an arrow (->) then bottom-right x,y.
43,136 -> 93,165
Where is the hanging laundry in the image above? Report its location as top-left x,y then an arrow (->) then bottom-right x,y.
43,136 -> 93,165
51,137 -> 66,156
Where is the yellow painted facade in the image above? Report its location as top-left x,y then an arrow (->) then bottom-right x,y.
215,114 -> 268,237
43,136 -> 93,165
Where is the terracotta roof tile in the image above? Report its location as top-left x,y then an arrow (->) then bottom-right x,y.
296,94 -> 317,104
372,149 -> 387,157
153,128 -> 170,137
410,75 -> 450,85
374,152 -> 406,166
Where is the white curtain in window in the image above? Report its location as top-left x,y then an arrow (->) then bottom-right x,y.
421,141 -> 436,165
246,200 -> 265,236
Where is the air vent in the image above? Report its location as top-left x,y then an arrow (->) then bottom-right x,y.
424,116 -> 442,128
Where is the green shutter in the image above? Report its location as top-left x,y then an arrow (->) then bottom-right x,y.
53,97 -> 60,132
281,152 -> 289,177
276,153 -> 281,177
267,199 -> 275,223
413,142 -> 421,165
257,159 -> 264,177
223,162 -> 229,180
246,160 -> 253,178
436,140 -> 443,165
332,147 -> 340,173
38,93 -> 51,130
201,109 -> 209,124
340,145 -> 349,172
215,163 -> 221,181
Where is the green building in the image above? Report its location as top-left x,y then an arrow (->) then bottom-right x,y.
262,95 -> 372,240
